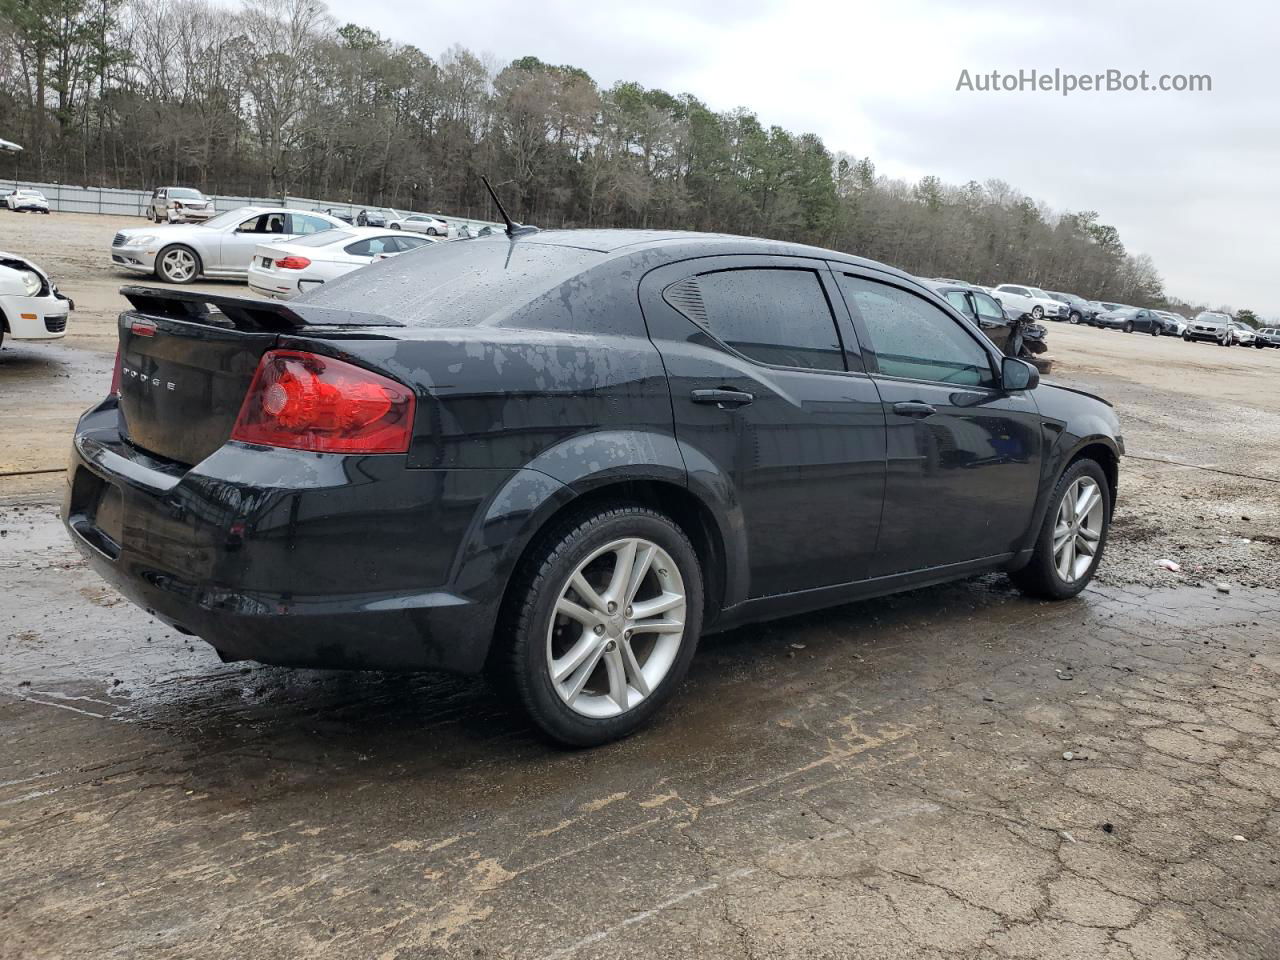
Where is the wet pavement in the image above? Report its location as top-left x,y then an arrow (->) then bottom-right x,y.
4,506 -> 1279,958
3,213 -> 1280,958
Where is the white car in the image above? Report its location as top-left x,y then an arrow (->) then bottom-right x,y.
388,213 -> 449,236
110,207 -> 347,283
991,284 -> 1066,320
0,250 -> 72,348
4,189 -> 50,214
247,227 -> 437,300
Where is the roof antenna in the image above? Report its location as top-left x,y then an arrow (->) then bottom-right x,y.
481,175 -> 537,238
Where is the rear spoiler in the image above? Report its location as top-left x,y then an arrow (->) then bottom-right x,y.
120,285 -> 404,332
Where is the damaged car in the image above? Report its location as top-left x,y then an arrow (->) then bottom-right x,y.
0,250 -> 72,348
64,229 -> 1121,746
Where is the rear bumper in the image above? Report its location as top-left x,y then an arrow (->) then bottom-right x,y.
61,403 -> 518,673
1,293 -> 69,339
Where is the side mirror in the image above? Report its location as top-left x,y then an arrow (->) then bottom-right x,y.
1001,356 -> 1039,391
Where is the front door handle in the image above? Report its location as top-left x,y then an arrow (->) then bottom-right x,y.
691,388 -> 755,408
892,401 -> 937,418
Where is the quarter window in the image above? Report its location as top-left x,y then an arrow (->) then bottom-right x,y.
670,268 -> 845,372
838,275 -> 994,387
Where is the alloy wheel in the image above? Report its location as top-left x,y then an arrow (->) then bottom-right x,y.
546,537 -> 687,719
1052,477 -> 1104,584
159,248 -> 196,282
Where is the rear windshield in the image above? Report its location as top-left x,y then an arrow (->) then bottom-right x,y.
302,237 -> 602,326
290,229 -> 355,247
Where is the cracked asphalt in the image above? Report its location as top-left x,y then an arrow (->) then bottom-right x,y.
2,213 -> 1280,959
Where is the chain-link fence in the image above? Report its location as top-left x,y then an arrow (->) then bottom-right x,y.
0,178 -> 501,235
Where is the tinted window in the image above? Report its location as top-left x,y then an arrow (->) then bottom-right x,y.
344,236 -> 400,257
303,237 -> 601,326
838,275 -> 994,386
393,235 -> 429,251
683,269 -> 844,372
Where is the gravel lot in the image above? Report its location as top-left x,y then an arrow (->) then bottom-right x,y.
2,211 -> 1279,959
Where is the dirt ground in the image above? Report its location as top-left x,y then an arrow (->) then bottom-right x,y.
2,212 -> 1279,959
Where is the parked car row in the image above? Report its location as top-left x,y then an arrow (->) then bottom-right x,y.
110,204 -> 450,295
929,274 -> 1275,349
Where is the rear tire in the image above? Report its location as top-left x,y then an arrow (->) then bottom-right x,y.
494,504 -> 704,747
1009,458 -> 1111,601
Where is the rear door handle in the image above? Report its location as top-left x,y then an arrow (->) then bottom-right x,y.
691,388 -> 755,408
892,401 -> 937,418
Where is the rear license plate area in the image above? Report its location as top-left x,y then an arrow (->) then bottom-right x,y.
70,467 -> 124,558
261,256 -> 272,268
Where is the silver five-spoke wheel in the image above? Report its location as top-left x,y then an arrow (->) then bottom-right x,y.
1053,476 -> 1104,583
547,537 -> 686,719
159,247 -> 197,283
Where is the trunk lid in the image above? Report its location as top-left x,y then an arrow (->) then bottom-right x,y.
115,286 -> 402,465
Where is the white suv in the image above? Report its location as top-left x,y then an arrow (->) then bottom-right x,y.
992,284 -> 1066,320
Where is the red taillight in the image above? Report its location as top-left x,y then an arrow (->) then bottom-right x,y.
110,347 -> 122,397
231,350 -> 415,454
274,256 -> 311,270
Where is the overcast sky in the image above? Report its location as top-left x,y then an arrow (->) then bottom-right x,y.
329,0 -> 1279,316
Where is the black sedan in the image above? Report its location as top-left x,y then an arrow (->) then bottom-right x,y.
63,231 -> 1122,746
1251,326 -> 1280,348
1094,306 -> 1164,334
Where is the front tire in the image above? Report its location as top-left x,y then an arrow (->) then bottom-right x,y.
1009,458 -> 1110,600
1123,321 -> 1133,333
1068,312 -> 1081,325
155,244 -> 201,284
389,223 -> 401,230
1031,306 -> 1044,320
495,505 -> 704,747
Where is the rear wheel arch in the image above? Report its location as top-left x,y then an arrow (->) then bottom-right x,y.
495,479 -> 728,641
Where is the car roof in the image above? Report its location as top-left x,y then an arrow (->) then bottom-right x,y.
514,228 -> 916,281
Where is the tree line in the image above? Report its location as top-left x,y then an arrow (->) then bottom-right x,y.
0,0 -> 1229,314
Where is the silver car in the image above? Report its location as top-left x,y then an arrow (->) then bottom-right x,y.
110,207 -> 347,284
148,186 -> 216,223
388,213 -> 449,236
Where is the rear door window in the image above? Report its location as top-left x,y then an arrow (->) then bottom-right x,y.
289,213 -> 334,235
668,268 -> 845,372
972,292 -> 1005,322
943,291 -> 974,317
837,275 -> 995,387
